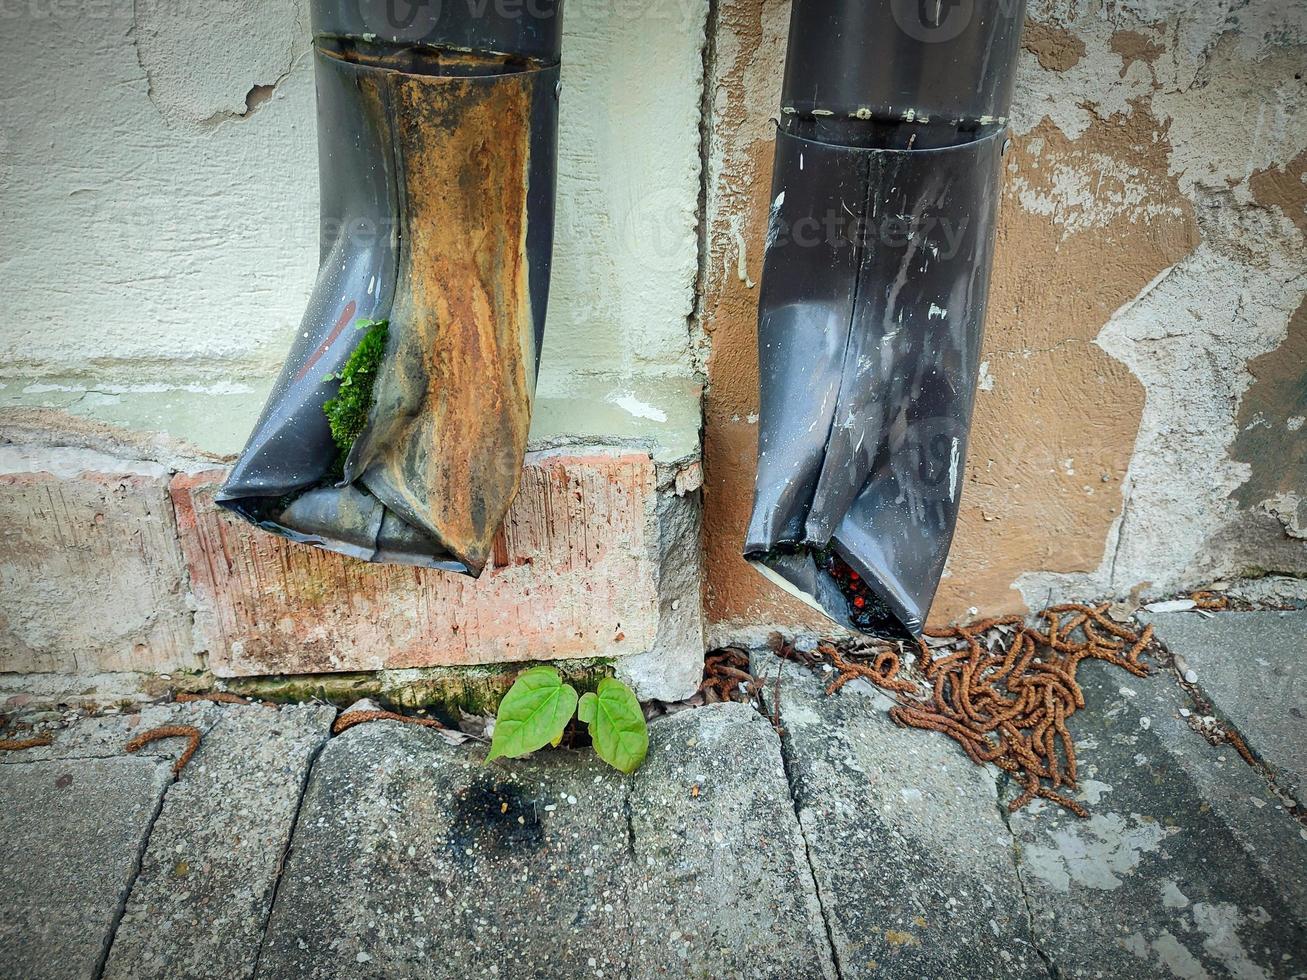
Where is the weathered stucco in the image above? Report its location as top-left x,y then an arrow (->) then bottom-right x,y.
942,104 -> 1200,617
702,0 -> 1307,642
0,0 -> 710,699
0,0 -> 708,465
1230,299 -> 1307,539
701,0 -> 821,636
1,0 -> 1304,683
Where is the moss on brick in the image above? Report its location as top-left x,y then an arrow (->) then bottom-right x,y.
380,662 -> 615,715
225,662 -> 616,715
225,673 -> 383,707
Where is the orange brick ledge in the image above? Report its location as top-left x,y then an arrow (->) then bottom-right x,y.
171,452 -> 661,678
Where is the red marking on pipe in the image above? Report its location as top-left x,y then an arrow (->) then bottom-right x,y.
295,300 -> 357,383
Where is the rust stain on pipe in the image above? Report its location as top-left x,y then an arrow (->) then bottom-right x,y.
352,67 -> 540,575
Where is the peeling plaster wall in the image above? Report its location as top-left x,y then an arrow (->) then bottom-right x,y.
702,0 -> 1307,642
1009,0 -> 1307,609
0,0 -> 708,465
3,0 -> 1304,663
0,0 -> 710,696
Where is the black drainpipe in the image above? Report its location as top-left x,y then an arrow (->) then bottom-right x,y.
219,0 -> 563,576
744,0 -> 1027,638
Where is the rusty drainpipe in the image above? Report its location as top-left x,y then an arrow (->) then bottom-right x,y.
219,0 -> 563,576
744,0 -> 1027,638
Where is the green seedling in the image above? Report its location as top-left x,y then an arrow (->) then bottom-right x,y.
487,667 -> 649,774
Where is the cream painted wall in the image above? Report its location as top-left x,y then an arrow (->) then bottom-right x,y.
0,0 -> 708,464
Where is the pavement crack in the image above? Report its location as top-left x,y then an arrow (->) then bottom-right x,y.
0,749 -> 157,767
620,777 -> 639,977
994,775 -> 1061,980
250,722 -> 332,978
768,704 -> 845,980
622,779 -> 636,862
94,762 -> 172,980
751,657 -> 852,978
1156,646 -> 1307,825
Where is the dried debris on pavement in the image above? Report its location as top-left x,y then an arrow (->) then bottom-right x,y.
767,603 -> 1162,818
125,725 -> 203,776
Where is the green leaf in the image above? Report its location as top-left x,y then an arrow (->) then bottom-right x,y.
577,692 -> 597,725
583,678 -> 648,774
486,667 -> 579,763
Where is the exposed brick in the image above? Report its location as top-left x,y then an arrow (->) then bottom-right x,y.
0,446 -> 198,675
171,453 -> 660,677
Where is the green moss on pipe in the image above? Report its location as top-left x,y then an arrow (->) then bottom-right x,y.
323,318 -> 389,467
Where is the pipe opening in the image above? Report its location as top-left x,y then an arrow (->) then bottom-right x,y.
779,112 -> 1003,151
744,544 -> 919,642
317,35 -> 554,77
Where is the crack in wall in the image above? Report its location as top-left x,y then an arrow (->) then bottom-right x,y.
130,1 -> 301,127
198,78 -> 285,126
987,337 -> 1091,358
128,0 -> 157,118
162,460 -> 214,685
1108,486 -> 1134,590
686,0 -> 721,383
199,52 -> 305,127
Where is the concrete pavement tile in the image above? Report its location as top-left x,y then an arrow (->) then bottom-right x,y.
1142,609 -> 1307,804
0,756 -> 171,980
752,655 -> 1047,980
103,704 -> 335,980
258,705 -> 835,979
1007,660 -> 1307,979
628,702 -> 836,979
